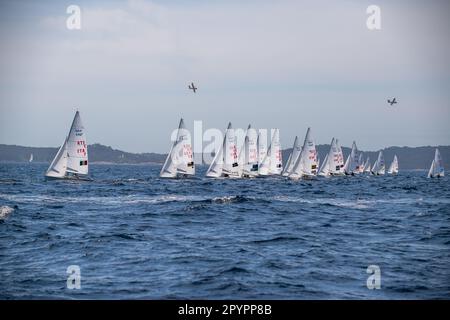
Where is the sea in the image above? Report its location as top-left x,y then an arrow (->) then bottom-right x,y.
0,163 -> 449,299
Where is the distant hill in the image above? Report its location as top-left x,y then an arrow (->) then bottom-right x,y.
0,143 -> 166,164
1,143 -> 449,169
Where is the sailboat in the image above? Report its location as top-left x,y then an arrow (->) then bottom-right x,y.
45,111 -> 90,180
363,157 -> 371,173
371,151 -> 385,175
160,118 -> 195,178
242,125 -> 259,177
29,153 -> 34,163
427,148 -> 444,178
387,155 -> 399,175
344,141 -> 360,175
289,127 -> 318,180
282,136 -> 302,177
206,122 -> 239,178
258,131 -> 282,176
319,137 -> 345,177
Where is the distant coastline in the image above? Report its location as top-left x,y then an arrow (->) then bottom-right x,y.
1,143 -> 448,170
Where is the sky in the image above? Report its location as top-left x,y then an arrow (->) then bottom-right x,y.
0,0 -> 449,153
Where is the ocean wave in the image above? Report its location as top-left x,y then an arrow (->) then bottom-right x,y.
0,205 -> 16,219
250,236 -> 300,244
0,193 -> 265,206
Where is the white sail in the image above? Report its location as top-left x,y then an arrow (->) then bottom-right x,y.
45,138 -> 68,178
290,127 -> 318,179
282,136 -> 301,176
283,153 -> 292,176
428,148 -> 444,178
427,159 -> 436,178
358,153 -> 364,173
29,153 -> 33,162
335,139 -> 345,175
243,125 -> 259,177
318,152 -> 329,176
222,122 -> 239,177
160,118 -> 195,178
46,111 -> 88,179
364,157 -> 371,173
258,131 -> 270,176
387,155 -> 399,174
344,141 -> 360,175
343,154 -> 350,174
65,111 -> 88,175
371,159 -> 378,175
237,137 -> 246,178
269,129 -> 282,175
206,138 -> 224,178
372,151 -> 385,175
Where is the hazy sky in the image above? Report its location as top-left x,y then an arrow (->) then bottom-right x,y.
0,0 -> 449,153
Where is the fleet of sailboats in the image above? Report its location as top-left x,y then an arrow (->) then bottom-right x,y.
43,115 -> 445,180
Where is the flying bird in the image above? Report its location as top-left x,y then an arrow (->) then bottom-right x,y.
188,82 -> 197,93
387,98 -> 397,106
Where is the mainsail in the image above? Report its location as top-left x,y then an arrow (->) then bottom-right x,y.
258,130 -> 270,176
387,155 -> 399,175
160,118 -> 195,178
290,127 -> 318,179
222,122 -> 239,177
29,153 -> 33,163
427,148 -> 444,178
45,111 -> 89,179
242,125 -> 259,177
268,129 -> 283,175
335,139 -> 345,175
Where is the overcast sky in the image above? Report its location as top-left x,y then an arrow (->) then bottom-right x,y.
0,0 -> 449,153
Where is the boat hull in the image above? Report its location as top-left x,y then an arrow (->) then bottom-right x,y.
45,175 -> 92,181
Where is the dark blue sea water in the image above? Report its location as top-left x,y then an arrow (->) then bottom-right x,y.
0,163 -> 449,299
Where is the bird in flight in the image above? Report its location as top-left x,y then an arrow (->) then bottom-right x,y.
387,98 -> 397,106
188,82 -> 197,93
